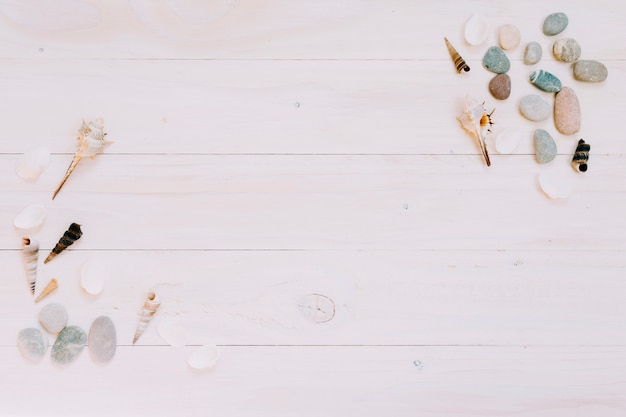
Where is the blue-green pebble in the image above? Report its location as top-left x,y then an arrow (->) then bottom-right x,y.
483,46 -> 510,74
51,325 -> 87,364
534,129 -> 557,164
543,12 -> 568,36
529,69 -> 562,93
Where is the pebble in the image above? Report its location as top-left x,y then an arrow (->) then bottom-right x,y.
483,46 -> 510,74
534,129 -> 557,164
519,95 -> 551,122
188,345 -> 220,370
464,13 -> 488,46
81,260 -> 105,295
488,73 -> 511,100
553,38 -> 581,63
51,325 -> 87,365
529,69 -> 562,93
498,24 -> 521,50
13,204 -> 46,230
495,128 -> 524,154
554,87 -> 581,135
543,12 -> 568,36
17,328 -> 48,361
523,41 -> 542,65
573,60 -> 608,82
539,171 -> 573,199
39,303 -> 68,334
88,316 -> 117,363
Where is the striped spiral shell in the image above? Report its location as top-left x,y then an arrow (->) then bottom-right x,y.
572,139 -> 590,172
21,237 -> 39,296
444,37 -> 470,73
45,223 -> 82,264
132,291 -> 161,344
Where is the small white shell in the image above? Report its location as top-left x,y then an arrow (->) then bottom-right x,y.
188,345 -> 220,370
80,260 -> 105,295
495,128 -> 524,154
464,13 -> 488,46
539,171 -> 573,199
15,147 -> 50,180
14,205 -> 46,229
157,320 -> 187,348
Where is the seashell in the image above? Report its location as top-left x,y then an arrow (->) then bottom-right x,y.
52,118 -> 112,200
44,223 -> 82,264
572,139 -> 590,173
34,278 -> 58,303
188,345 -> 220,370
157,319 -> 187,348
444,37 -> 470,73
14,204 -> 46,230
21,237 -> 39,296
132,291 -> 161,344
15,147 -> 50,180
80,259 -> 105,295
464,13 -> 488,46
495,128 -> 523,154
457,96 -> 493,166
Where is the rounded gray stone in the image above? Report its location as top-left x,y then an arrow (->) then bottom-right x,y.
523,41 -> 542,65
553,38 -> 581,63
88,316 -> 117,363
543,12 -> 568,36
51,325 -> 87,364
483,46 -> 510,74
534,129 -> 557,164
17,328 -> 48,361
519,95 -> 551,122
489,73 -> 511,100
38,303 -> 68,334
573,60 -> 608,82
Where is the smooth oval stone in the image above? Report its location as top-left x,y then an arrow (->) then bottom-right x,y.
17,328 -> 48,361
539,171 -> 573,199
188,345 -> 220,370
483,46 -> 510,74
51,325 -> 87,364
498,24 -> 521,50
573,60 -> 608,82
554,87 -> 581,135
39,303 -> 68,334
15,147 -> 50,180
553,38 -> 581,63
529,69 -> 562,93
519,95 -> 551,122
464,13 -> 488,46
495,128 -> 524,154
88,316 -> 117,363
488,73 -> 511,100
534,129 -> 557,164
543,12 -> 568,36
523,41 -> 542,65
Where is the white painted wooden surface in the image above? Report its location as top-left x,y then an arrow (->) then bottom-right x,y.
1,1 -> 625,415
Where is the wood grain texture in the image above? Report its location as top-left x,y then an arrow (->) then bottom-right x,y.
1,1 -> 625,416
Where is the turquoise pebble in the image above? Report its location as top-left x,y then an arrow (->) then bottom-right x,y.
529,69 -> 562,93
483,46 -> 510,74
534,129 -> 557,164
543,12 -> 568,36
52,325 -> 87,364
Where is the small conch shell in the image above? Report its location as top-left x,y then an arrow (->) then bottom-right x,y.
572,139 -> 590,172
44,223 -> 82,264
34,278 -> 58,303
457,96 -> 494,166
132,291 -> 161,344
21,237 -> 39,296
444,37 -> 470,73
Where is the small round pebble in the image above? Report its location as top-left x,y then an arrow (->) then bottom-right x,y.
188,345 -> 220,370
498,24 -> 521,50
543,12 -> 568,36
495,128 -> 524,154
483,46 -> 510,74
553,38 -> 581,63
39,303 -> 68,334
523,41 -> 542,65
519,95 -> 551,122
534,129 -> 557,164
489,73 -> 511,100
554,87 -> 581,135
17,328 -> 48,361
573,60 -> 608,82
52,325 -> 87,365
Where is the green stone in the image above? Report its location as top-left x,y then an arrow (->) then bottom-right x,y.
543,12 -> 568,36
529,69 -> 562,93
51,325 -> 87,364
482,46 -> 510,74
534,129 -> 557,164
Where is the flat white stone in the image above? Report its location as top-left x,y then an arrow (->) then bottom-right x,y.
464,13 -> 488,46
188,345 -> 220,370
495,128 -> 524,154
539,171 -> 573,199
157,320 -> 187,348
13,204 -> 46,229
80,260 -> 106,295
15,147 -> 50,180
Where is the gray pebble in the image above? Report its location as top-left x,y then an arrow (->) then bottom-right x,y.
534,129 -> 557,164
88,316 -> 117,363
543,12 -> 568,36
519,95 -> 551,122
17,328 -> 48,361
573,60 -> 608,82
38,303 -> 68,334
553,38 -> 581,63
51,325 -> 87,364
523,41 -> 542,65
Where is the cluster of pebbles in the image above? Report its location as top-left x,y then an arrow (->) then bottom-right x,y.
458,12 -> 606,198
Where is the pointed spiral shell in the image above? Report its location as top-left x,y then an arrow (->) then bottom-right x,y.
444,37 -> 470,73
572,139 -> 590,172
45,223 -> 82,264
34,278 -> 58,303
21,237 -> 39,296
132,291 -> 161,344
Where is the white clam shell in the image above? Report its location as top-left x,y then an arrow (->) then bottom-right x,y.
80,260 -> 105,295
539,171 -> 573,199
495,128 -> 524,154
15,147 -> 50,180
157,320 -> 187,348
188,345 -> 220,370
464,13 -> 488,46
13,205 -> 46,229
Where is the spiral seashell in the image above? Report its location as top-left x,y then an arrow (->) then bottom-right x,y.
21,237 -> 39,296
44,223 -> 82,264
572,139 -> 590,172
457,96 -> 493,166
444,37 -> 470,73
132,291 -> 161,344
34,278 -> 58,303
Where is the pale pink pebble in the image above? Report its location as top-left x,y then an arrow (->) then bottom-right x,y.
554,87 -> 581,135
498,24 -> 521,50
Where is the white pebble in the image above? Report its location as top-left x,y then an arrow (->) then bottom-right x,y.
495,128 -> 524,154
464,13 -> 488,46
80,260 -> 106,295
539,171 -> 573,199
13,204 -> 46,229
188,345 -> 220,370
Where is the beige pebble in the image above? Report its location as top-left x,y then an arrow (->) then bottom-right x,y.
554,87 -> 581,135
498,24 -> 521,50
